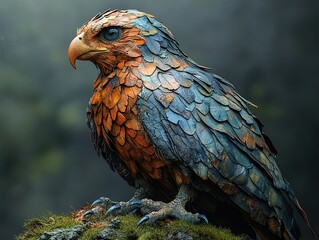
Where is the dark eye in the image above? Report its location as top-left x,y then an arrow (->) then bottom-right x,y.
100,27 -> 121,41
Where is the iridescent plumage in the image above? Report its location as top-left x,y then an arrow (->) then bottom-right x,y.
68,9 -> 316,239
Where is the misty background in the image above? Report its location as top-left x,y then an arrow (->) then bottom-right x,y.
1,0 -> 318,239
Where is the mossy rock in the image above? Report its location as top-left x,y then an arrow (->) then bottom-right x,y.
16,210 -> 244,240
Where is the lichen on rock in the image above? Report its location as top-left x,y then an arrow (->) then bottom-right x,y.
37,224 -> 84,240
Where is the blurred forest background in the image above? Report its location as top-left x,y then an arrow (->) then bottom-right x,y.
1,0 -> 318,239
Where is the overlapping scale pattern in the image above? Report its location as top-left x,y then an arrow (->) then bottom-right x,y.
78,9 -> 314,240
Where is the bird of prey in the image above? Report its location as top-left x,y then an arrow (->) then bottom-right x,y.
68,9 -> 316,240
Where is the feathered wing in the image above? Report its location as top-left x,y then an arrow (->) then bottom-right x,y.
137,66 -> 301,238
133,16 -> 307,238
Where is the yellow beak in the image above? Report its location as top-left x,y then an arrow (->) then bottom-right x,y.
68,33 -> 92,69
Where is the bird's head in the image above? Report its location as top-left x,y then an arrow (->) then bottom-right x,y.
68,9 -> 176,73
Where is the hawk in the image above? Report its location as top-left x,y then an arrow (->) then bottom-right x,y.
68,9 -> 316,239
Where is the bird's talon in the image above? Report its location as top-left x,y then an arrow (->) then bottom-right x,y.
131,208 -> 140,214
197,214 -> 209,224
106,205 -> 121,216
129,199 -> 142,207
83,209 -> 95,217
136,216 -> 149,227
91,197 -> 103,207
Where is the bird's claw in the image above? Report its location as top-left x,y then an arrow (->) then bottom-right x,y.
83,209 -> 95,217
131,208 -> 140,214
129,199 -> 142,207
82,197 -> 119,220
83,207 -> 101,218
136,216 -> 150,227
128,199 -> 142,214
91,197 -> 104,207
105,204 -> 121,216
197,214 -> 209,224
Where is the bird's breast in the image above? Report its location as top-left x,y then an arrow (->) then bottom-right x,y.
89,71 -> 173,181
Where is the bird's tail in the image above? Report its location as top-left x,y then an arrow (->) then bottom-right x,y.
292,195 -> 317,240
285,188 -> 317,240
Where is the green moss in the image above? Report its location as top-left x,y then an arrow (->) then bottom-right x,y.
16,212 -> 81,240
79,226 -> 105,240
117,214 -> 167,240
17,212 -> 243,240
169,220 -> 241,240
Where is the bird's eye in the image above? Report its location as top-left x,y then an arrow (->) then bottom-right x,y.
100,27 -> 121,41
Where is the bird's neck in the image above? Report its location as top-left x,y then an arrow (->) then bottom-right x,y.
90,64 -> 142,115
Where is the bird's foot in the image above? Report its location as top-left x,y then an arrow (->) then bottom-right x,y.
132,198 -> 208,226
82,196 -> 142,219
130,185 -> 208,226
82,185 -> 206,226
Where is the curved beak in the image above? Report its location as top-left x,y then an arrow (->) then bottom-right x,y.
68,33 -> 92,69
